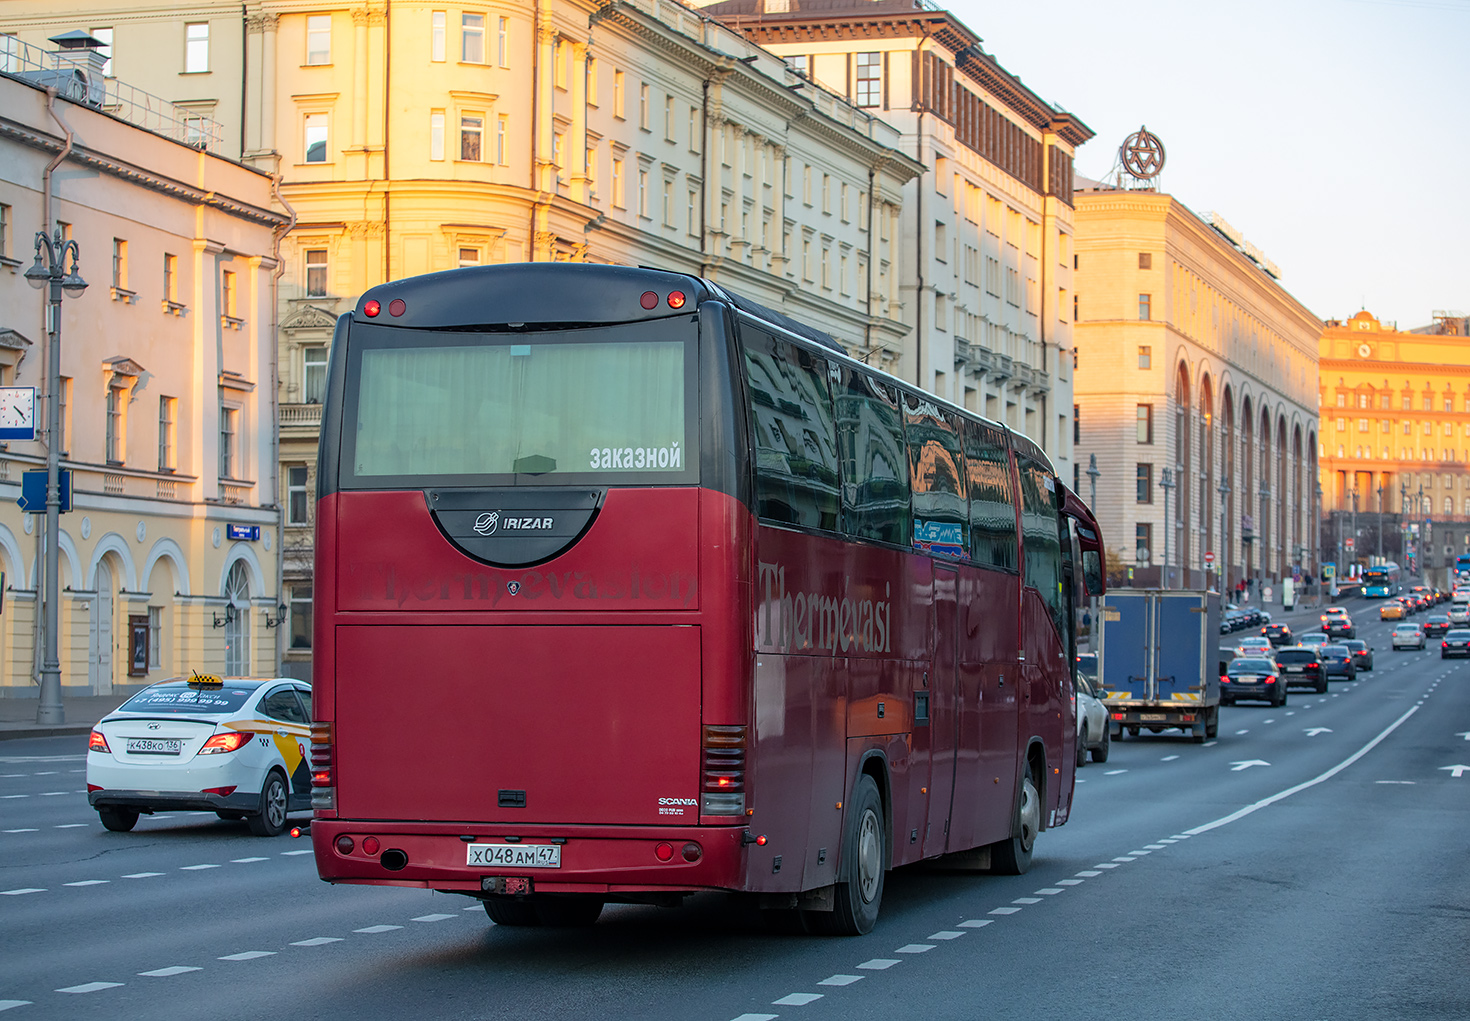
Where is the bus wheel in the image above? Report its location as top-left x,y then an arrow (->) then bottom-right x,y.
484,897 -> 541,926
535,896 -> 603,927
990,760 -> 1039,876
806,774 -> 885,936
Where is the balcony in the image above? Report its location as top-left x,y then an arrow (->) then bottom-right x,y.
280,403 -> 324,430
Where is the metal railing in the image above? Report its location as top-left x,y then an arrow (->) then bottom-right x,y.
0,35 -> 223,152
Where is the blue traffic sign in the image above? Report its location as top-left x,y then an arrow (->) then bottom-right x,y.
18,470 -> 71,513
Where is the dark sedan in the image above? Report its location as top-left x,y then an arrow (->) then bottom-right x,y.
1222,657 -> 1286,706
1263,623 -> 1294,646
1441,629 -> 1470,659
1342,639 -> 1375,672
1274,646 -> 1328,692
1319,644 -> 1358,681
1423,614 -> 1452,637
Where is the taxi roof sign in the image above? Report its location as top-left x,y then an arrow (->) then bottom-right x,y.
188,671 -> 224,689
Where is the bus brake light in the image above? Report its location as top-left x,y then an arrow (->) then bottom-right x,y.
701,725 -> 746,815
363,299 -> 381,317
667,291 -> 686,309
311,721 -> 335,810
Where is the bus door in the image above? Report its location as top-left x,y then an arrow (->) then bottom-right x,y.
923,564 -> 960,858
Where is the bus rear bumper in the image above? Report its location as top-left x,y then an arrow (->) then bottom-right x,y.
311,820 -> 748,894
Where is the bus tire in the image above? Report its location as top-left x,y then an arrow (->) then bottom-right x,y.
484,897 -> 541,926
806,774 -> 885,936
989,759 -> 1039,876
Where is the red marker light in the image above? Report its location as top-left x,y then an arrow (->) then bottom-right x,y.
363,299 -> 381,317
362,836 -> 380,856
200,786 -> 237,797
290,827 -> 302,839
389,298 -> 406,317
754,835 -> 767,846
667,291 -> 686,309
654,842 -> 674,862
336,835 -> 354,854
640,290 -> 658,310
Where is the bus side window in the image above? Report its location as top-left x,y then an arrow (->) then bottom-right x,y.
1017,457 -> 1067,641
743,330 -> 839,531
835,368 -> 909,545
904,394 -> 966,559
962,419 -> 1018,571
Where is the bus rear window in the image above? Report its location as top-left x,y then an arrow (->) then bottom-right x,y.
343,320 -> 695,484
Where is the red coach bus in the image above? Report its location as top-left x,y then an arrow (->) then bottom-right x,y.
310,263 -> 1105,935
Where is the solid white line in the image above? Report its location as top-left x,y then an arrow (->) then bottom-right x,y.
56,982 -> 123,993
1185,704 -> 1421,837
218,951 -> 275,961
139,967 -> 201,977
772,993 -> 823,1006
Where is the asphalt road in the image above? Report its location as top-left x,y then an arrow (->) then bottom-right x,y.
2,604 -> 1467,1020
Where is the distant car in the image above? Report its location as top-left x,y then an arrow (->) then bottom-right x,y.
1222,657 -> 1287,707
1263,623 -> 1294,646
1441,629 -> 1470,659
86,675 -> 312,835
1448,604 -> 1470,625
1074,672 -> 1110,765
1321,613 -> 1355,639
1318,644 -> 1357,681
1221,610 -> 1248,634
1236,636 -> 1274,658
1341,639 -> 1374,672
1273,647 -> 1328,693
1423,614 -> 1452,637
1299,632 -> 1331,650
1392,624 -> 1426,650
1380,601 -> 1406,621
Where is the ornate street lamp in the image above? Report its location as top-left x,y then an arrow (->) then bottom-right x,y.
1086,453 -> 1100,512
1159,467 -> 1175,590
1217,476 -> 1232,595
1258,481 -> 1271,601
24,228 -> 87,725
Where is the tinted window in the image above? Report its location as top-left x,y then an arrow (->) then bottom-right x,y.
744,330 -> 839,530
1017,456 -> 1065,639
1229,658 -> 1276,673
962,419 -> 1018,570
261,687 -> 308,724
1275,650 -> 1315,663
1322,645 -> 1350,656
904,394 -> 966,558
834,368 -> 908,544
118,682 -> 259,715
296,686 -> 313,720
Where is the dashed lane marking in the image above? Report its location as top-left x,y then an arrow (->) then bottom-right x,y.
1093,863 -> 1120,869
1127,850 -> 1152,856
122,873 -> 163,879
1033,889 -> 1064,895
0,1001 -> 32,1011
411,914 -> 457,922
218,952 -> 275,962
56,983 -> 122,994
1011,897 -> 1041,904
232,857 -> 268,863
4,829 -> 38,834
181,864 -> 221,871
64,880 -> 109,887
1144,844 -> 1167,849
1161,755 -> 1180,761
772,993 -> 823,1006
354,925 -> 402,934
1075,870 -> 1102,876
857,959 -> 900,970
895,944 -> 934,953
291,937 -> 343,946
988,907 -> 1021,915
281,849 -> 313,856
1,889 -> 44,896
1103,769 -> 1127,775
1056,879 -> 1084,886
54,824 -> 88,829
928,930 -> 966,939
730,1014 -> 778,1021
817,976 -> 864,987
1236,730 -> 1250,735
139,967 -> 201,978
1111,856 -> 1136,862
957,919 -> 992,928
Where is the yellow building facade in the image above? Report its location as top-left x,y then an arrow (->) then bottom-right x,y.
1072,184 -> 1322,595
1319,310 -> 1470,587
0,50 -> 287,699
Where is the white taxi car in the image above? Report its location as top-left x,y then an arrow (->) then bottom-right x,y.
86,675 -> 312,836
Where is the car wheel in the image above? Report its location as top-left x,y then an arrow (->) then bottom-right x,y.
1316,675 -> 1328,693
1206,706 -> 1220,739
989,760 -> 1039,877
98,807 -> 139,832
806,774 -> 886,934
484,897 -> 541,926
247,770 -> 289,837
1076,724 -> 1088,768
1091,726 -> 1110,764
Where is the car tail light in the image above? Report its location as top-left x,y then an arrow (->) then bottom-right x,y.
88,729 -> 110,753
198,730 -> 252,754
311,721 -> 335,810
701,724 -> 746,815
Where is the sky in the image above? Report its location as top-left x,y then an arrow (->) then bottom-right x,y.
949,0 -> 1469,330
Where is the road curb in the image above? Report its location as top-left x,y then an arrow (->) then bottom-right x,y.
0,724 -> 93,742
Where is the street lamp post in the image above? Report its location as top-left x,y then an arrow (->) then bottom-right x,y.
1315,482 -> 1323,603
1418,484 -> 1426,583
1401,480 -> 1410,571
1217,477 -> 1231,595
1160,467 -> 1175,591
23,228 -> 87,726
1086,453 -> 1100,512
1350,484 -> 1359,579
1376,484 -> 1385,564
1258,481 -> 1271,602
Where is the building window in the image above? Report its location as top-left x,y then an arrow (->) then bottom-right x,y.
614,70 -> 624,118
1138,252 -> 1151,269
854,52 -> 880,107
303,346 -> 328,403
1073,404 -> 1080,444
221,269 -> 236,319
305,249 -> 328,297
287,465 -> 310,525
431,11 -> 445,61
184,22 -> 209,73
664,96 -> 675,141
304,113 -> 328,162
163,253 -> 177,303
1136,522 -> 1152,560
1138,345 -> 1151,370
498,17 -> 508,66
0,203 -> 10,259
105,386 -> 125,464
460,115 -> 482,161
458,247 -> 480,268
91,27 -> 113,76
290,583 -> 313,650
1137,403 -> 1153,444
497,116 -> 507,164
639,84 -> 649,130
219,405 -> 237,479
1137,463 -> 1153,503
462,13 -> 484,62
148,606 -> 162,669
1138,293 -> 1151,320
112,238 -> 128,291
786,54 -> 808,76
158,396 -> 175,471
429,110 -> 445,160
612,158 -> 624,207
306,14 -> 331,64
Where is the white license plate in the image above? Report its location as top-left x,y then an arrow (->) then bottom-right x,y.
1140,714 -> 1167,721
1286,667 -> 1303,673
125,737 -> 183,755
466,843 -> 561,868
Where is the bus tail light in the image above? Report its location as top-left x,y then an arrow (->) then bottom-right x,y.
198,731 -> 252,754
311,721 -> 335,810
701,725 -> 746,815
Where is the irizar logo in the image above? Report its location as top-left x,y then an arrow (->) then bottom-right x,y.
473,511 -> 499,535
474,511 -> 553,535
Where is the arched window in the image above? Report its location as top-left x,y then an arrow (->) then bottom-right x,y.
224,561 -> 251,676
